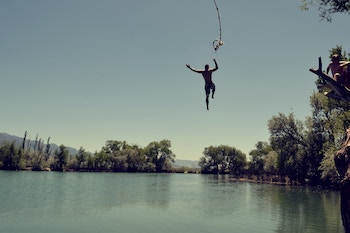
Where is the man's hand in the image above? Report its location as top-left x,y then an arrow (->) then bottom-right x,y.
213,59 -> 218,69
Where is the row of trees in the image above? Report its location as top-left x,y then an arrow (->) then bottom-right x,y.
0,138 -> 176,173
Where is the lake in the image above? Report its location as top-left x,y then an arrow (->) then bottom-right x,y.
0,171 -> 344,233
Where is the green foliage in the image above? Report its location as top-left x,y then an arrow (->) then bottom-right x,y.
268,112 -> 309,184
199,145 -> 246,175
328,45 -> 349,60
20,132 -> 51,171
319,149 -> 339,186
301,0 -> 350,21
0,134 -> 177,173
266,97 -> 346,185
0,142 -> 24,170
61,139 -> 175,173
144,140 -> 175,172
52,145 -> 69,171
75,147 -> 88,169
102,140 -> 128,153
248,142 -> 273,177
126,146 -> 146,172
263,151 -> 278,175
25,151 -> 48,171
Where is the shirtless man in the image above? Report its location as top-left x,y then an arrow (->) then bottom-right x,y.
327,54 -> 350,84
186,59 -> 218,110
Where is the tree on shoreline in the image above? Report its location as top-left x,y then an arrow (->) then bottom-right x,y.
144,140 -> 175,172
199,145 -> 246,175
0,142 -> 23,170
52,145 -> 69,171
248,142 -> 273,179
268,112 -> 309,184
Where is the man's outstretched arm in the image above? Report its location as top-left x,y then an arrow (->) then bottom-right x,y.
211,59 -> 218,71
186,64 -> 202,73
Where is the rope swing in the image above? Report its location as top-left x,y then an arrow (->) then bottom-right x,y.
212,0 -> 224,52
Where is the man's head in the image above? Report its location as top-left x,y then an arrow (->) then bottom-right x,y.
332,54 -> 340,62
205,64 -> 209,71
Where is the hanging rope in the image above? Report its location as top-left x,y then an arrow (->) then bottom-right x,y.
212,0 -> 224,52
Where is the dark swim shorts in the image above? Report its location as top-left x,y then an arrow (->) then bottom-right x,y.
205,83 -> 215,95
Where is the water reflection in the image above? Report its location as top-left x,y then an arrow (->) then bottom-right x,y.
0,172 -> 344,233
200,175 -> 343,233
272,186 -> 343,233
0,172 -> 173,221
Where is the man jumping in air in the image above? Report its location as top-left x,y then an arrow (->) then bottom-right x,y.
186,59 -> 218,110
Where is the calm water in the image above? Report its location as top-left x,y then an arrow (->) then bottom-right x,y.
0,171 -> 344,233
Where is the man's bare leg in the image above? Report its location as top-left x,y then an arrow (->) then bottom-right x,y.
206,96 -> 209,110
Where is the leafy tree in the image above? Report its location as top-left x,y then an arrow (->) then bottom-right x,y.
25,137 -> 51,171
248,142 -> 272,178
301,0 -> 350,21
144,140 -> 175,172
86,154 -> 95,170
110,152 -> 128,172
18,131 -> 51,171
268,112 -> 308,184
52,145 -> 69,171
76,147 -> 89,170
199,145 -> 246,175
27,151 -> 46,171
198,157 -> 209,173
102,140 -> 127,153
142,162 -> 156,172
67,154 -> 78,170
305,92 -> 343,185
199,146 -> 224,174
0,142 -> 24,170
100,140 -> 128,172
319,151 -> 339,186
99,140 -> 127,171
263,151 -> 279,175
125,145 -> 146,172
93,150 -> 110,171
226,147 -> 247,177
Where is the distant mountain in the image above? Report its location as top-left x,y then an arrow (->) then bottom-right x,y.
0,133 -> 79,155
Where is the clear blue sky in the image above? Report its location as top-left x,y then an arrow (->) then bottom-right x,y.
1,0 -> 349,160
